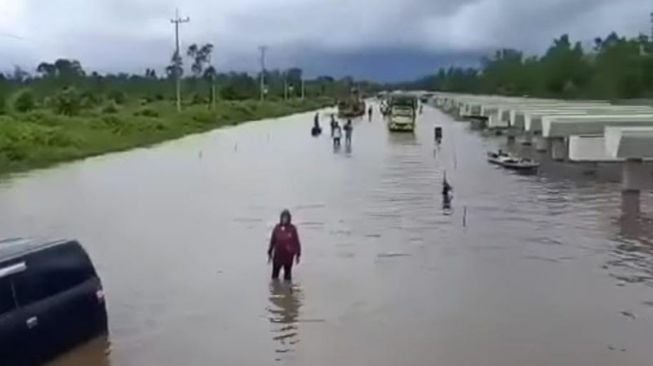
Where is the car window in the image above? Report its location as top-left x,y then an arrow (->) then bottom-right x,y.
13,243 -> 96,306
0,278 -> 16,316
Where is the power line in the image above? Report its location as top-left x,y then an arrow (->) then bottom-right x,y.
171,8 -> 190,112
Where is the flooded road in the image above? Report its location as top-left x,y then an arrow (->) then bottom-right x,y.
2,102 -> 653,366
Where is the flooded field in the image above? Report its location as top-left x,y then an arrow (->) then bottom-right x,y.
2,103 -> 653,366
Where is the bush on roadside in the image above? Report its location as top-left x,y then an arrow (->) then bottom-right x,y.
0,115 -> 15,124
11,89 -> 36,113
133,107 -> 159,118
53,87 -> 82,116
80,91 -> 102,109
101,101 -> 119,114
191,93 -> 206,105
0,92 -> 7,115
23,111 -> 52,125
108,90 -> 127,105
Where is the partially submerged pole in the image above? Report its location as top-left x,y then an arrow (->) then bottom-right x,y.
463,206 -> 467,227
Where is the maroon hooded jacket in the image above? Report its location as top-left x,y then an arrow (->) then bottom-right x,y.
268,222 -> 301,265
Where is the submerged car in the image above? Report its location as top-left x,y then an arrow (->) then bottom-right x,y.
0,238 -> 108,365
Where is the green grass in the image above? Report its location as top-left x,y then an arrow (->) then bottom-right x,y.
0,98 -> 333,176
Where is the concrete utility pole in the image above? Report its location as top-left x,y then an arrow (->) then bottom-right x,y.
301,78 -> 305,100
208,52 -> 216,110
258,46 -> 267,101
171,9 -> 190,112
284,72 -> 288,101
650,12 -> 653,42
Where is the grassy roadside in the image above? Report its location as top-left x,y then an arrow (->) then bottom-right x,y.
0,98 -> 333,176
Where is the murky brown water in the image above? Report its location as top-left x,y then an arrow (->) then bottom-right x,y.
2,103 -> 653,366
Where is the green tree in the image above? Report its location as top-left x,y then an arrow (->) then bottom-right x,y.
11,89 -> 36,112
166,51 -> 184,79
53,86 -> 82,116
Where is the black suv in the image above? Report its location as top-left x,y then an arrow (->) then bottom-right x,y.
0,238 -> 108,365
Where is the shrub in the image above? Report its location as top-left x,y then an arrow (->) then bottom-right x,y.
108,90 -> 127,104
80,91 -> 102,109
0,93 -> 7,114
53,87 -> 82,116
0,115 -> 15,124
191,93 -> 205,105
134,107 -> 159,118
101,101 -> 119,114
11,89 -> 36,113
154,93 -> 164,101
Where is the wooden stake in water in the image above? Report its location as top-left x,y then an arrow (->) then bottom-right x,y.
463,206 -> 467,227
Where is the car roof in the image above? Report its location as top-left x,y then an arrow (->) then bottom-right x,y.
0,238 -> 74,262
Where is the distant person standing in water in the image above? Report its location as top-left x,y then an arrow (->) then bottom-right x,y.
268,210 -> 301,281
333,122 -> 342,148
344,119 -> 353,146
368,107 -> 373,121
330,115 -> 337,137
311,114 -> 322,136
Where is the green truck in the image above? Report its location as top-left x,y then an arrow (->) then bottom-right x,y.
337,88 -> 366,118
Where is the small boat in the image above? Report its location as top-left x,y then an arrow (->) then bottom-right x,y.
486,151 -> 510,164
487,151 -> 539,172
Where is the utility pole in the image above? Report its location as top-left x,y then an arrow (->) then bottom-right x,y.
171,9 -> 190,112
650,12 -> 653,42
301,78 -> 305,100
284,72 -> 288,100
258,46 -> 267,101
208,52 -> 216,110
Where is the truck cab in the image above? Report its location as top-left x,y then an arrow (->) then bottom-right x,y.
387,94 -> 418,132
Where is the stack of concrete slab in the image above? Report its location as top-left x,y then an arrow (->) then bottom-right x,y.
432,93 -> 653,192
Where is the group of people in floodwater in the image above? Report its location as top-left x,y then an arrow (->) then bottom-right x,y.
269,103 -> 455,281
312,112 -> 366,149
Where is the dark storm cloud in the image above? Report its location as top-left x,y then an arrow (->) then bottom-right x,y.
0,0 -> 650,79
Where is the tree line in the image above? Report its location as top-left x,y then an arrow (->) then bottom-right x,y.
402,32 -> 653,100
0,43 -> 379,116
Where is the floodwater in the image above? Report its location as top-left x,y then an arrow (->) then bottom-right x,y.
2,102 -> 653,366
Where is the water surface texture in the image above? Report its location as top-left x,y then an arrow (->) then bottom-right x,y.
1,103 -> 652,366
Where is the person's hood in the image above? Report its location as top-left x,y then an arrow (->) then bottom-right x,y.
279,209 -> 292,223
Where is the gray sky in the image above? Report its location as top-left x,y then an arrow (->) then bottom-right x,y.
0,0 -> 651,79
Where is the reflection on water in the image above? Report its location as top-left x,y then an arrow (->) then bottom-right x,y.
606,192 -> 653,286
47,336 -> 111,366
387,131 -> 417,146
267,280 -> 302,362
442,195 -> 453,214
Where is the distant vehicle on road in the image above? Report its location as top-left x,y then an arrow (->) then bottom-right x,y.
338,87 -> 366,118
0,238 -> 108,365
387,94 -> 418,132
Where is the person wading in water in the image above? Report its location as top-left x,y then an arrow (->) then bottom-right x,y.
268,209 -> 301,281
333,122 -> 343,149
343,119 -> 353,147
